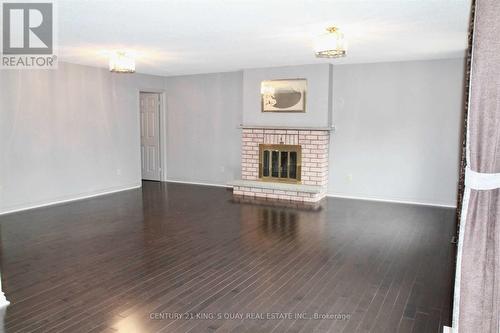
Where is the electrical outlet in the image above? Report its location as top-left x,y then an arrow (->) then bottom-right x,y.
347,173 -> 353,182
116,168 -> 122,176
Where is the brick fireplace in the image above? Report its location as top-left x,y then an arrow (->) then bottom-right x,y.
230,126 -> 330,202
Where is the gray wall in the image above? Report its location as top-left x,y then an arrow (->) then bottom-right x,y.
329,58 -> 464,206
243,64 -> 332,128
1,58 -> 464,213
164,72 -> 242,184
164,59 -> 464,206
0,62 -> 165,214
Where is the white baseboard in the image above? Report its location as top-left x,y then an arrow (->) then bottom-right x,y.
0,184 -> 141,216
442,326 -> 453,333
326,193 -> 456,208
0,181 -> 455,215
166,181 -> 455,209
165,179 -> 232,188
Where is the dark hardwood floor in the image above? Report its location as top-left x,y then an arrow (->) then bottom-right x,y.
0,181 -> 455,333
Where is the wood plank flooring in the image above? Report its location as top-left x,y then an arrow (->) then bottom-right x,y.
0,181 -> 456,332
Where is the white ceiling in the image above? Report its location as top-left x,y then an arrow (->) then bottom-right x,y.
58,0 -> 472,76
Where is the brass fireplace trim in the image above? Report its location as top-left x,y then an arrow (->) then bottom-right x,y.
258,144 -> 302,183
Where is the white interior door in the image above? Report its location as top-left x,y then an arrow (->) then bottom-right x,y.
140,92 -> 161,181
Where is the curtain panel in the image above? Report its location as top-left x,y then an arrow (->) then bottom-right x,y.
453,0 -> 500,332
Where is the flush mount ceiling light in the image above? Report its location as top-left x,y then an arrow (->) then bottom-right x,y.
109,51 -> 135,73
314,26 -> 347,58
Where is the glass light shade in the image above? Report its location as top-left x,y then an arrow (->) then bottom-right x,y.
109,51 -> 135,73
314,27 -> 347,58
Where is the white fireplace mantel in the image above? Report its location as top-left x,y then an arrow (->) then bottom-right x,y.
239,124 -> 335,132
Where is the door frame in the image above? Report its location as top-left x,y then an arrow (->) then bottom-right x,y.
137,89 -> 167,182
